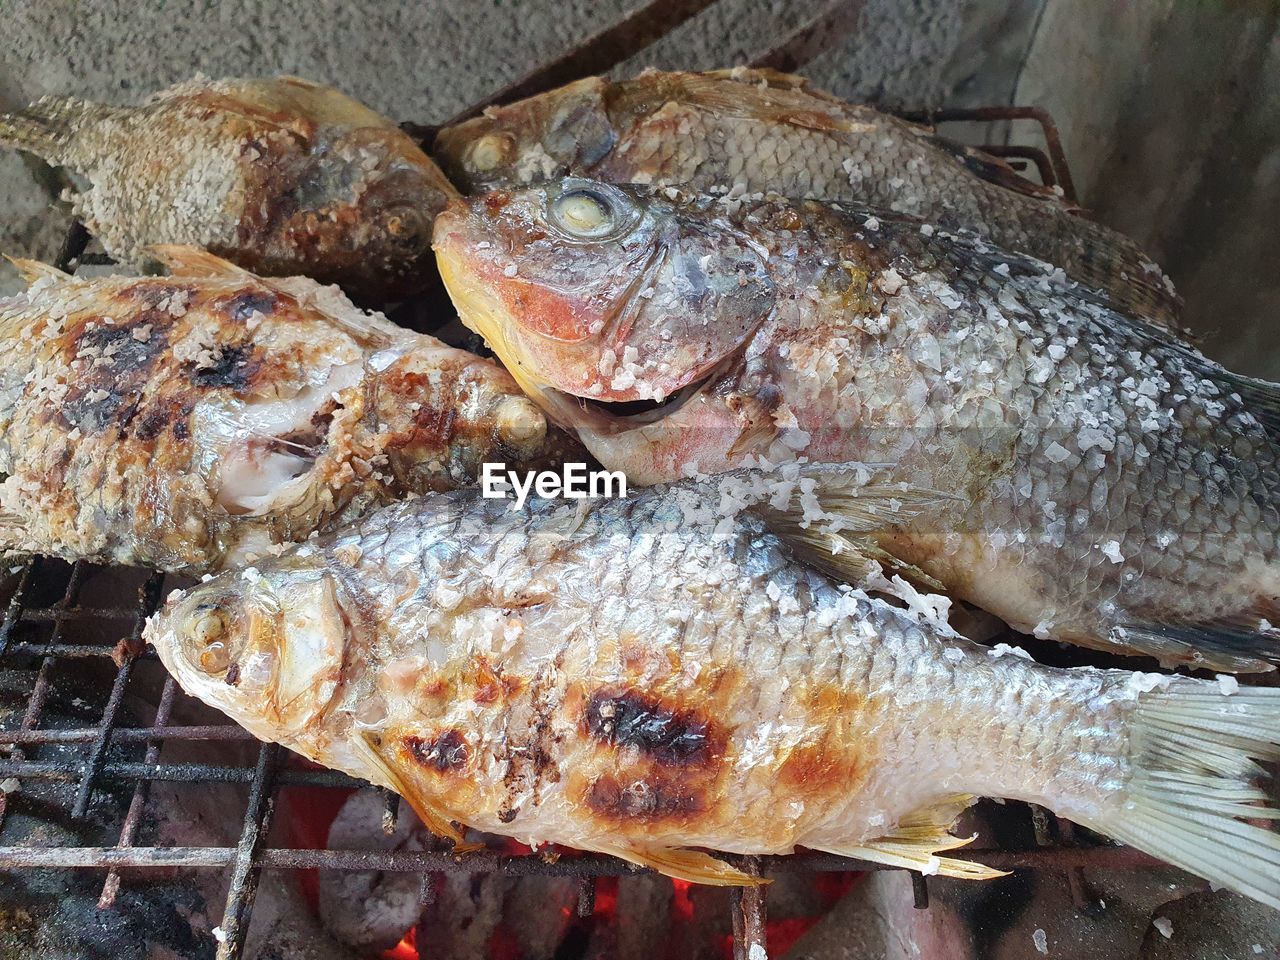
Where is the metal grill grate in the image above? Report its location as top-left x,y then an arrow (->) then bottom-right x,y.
0,5 -> 1159,959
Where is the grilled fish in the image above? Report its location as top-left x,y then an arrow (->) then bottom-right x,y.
0,246 -> 568,572
435,180 -> 1280,672
146,473 -> 1280,907
435,68 -> 1177,326
0,76 -> 455,300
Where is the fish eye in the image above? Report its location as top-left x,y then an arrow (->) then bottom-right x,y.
189,606 -> 232,674
467,133 -> 514,173
547,184 -> 635,242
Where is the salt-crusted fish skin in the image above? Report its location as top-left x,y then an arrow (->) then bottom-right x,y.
435,181 -> 1280,672
0,246 -> 570,573
435,68 -> 1178,326
0,75 -> 455,300
146,473 -> 1280,907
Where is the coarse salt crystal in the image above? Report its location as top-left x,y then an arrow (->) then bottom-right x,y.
1100,540 -> 1124,563
1152,917 -> 1172,939
503,264 -> 518,277
1033,928 -> 1048,954
1044,442 -> 1071,463
1216,674 -> 1240,696
212,926 -> 228,943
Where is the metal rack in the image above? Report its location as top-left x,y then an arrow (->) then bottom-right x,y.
0,3 -> 1153,959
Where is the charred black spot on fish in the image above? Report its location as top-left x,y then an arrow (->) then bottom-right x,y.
404,730 -> 469,773
133,397 -> 197,443
186,343 -> 261,391
224,662 -> 241,687
583,772 -> 704,822
583,690 -> 713,765
497,807 -> 518,824
223,290 -> 277,323
61,317 -> 171,432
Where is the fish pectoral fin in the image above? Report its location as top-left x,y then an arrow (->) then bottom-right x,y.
148,245 -> 251,279
821,794 -> 1008,881
592,842 -> 769,887
753,463 -> 957,590
352,731 -> 467,846
5,256 -> 69,285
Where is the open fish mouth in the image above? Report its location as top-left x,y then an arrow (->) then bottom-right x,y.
569,367 -> 716,424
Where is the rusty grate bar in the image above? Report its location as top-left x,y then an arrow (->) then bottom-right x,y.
99,675 -> 180,909
896,105 -> 1078,204
216,742 -> 280,960
70,570 -> 164,818
731,856 -> 767,960
0,841 -> 1164,873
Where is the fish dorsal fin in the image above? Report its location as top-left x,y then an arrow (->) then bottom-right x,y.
746,464 -> 957,590
150,246 -> 402,347
818,795 -> 1007,881
5,256 -> 69,286
591,841 -> 769,887
669,72 -> 866,135
352,731 -> 473,847
148,244 -> 250,279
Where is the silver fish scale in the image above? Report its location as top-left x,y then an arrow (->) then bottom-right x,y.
290,487 -> 1132,850
665,193 -> 1279,664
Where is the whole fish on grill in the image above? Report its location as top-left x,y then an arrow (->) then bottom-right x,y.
434,68 -> 1178,326
0,75 -> 455,300
434,179 -> 1280,672
0,246 -> 571,573
145,472 -> 1280,908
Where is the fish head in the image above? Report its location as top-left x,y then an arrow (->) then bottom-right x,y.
146,559 -> 347,741
295,135 -> 455,301
434,77 -> 620,192
433,178 -> 775,463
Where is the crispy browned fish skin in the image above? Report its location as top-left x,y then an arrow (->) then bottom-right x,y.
0,76 -> 455,300
0,247 -> 573,572
146,477 -> 1280,904
435,181 -> 1280,672
435,68 -> 1178,327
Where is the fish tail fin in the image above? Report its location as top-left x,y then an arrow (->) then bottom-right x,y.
0,96 -> 102,163
1079,682 -> 1280,909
